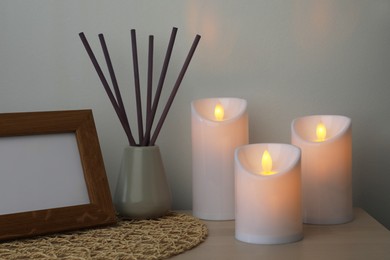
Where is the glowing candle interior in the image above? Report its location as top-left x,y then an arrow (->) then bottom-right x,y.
214,103 -> 224,121
316,122 -> 327,142
261,150 -> 276,175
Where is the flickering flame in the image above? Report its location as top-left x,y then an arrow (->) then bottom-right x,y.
214,103 -> 224,121
316,122 -> 327,142
261,150 -> 276,175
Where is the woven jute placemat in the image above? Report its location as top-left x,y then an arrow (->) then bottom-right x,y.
0,212 -> 208,260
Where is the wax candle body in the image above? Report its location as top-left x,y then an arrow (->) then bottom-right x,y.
291,115 -> 352,224
235,143 -> 302,244
192,98 -> 248,220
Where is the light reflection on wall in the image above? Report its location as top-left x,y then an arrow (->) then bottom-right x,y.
186,1 -> 239,69
293,0 -> 360,52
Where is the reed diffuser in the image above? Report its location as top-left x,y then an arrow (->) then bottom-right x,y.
79,28 -> 201,219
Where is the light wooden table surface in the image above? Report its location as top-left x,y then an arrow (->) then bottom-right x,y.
172,208 -> 390,259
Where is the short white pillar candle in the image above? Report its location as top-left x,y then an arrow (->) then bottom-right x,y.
291,115 -> 353,224
191,98 -> 248,220
235,143 -> 302,244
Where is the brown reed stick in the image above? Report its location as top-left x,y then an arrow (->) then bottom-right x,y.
130,29 -> 144,145
79,32 -> 136,146
142,27 -> 178,146
98,34 -> 133,144
150,34 -> 201,145
146,35 -> 154,145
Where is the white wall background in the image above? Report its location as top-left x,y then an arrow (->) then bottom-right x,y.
1,1 -> 390,228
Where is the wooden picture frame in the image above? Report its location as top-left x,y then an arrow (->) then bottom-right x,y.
0,110 -> 116,241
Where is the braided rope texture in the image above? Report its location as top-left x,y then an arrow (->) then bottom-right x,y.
0,212 -> 208,260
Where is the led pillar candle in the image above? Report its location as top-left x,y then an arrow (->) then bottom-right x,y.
192,98 -> 248,220
235,143 -> 302,244
291,115 -> 352,224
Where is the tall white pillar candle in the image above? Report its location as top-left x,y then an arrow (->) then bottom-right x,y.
235,143 -> 302,244
192,98 -> 248,220
291,115 -> 352,224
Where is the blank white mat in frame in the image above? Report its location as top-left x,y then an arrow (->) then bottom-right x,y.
0,133 -> 90,215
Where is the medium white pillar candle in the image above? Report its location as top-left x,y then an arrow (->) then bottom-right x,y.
191,98 -> 248,220
235,143 -> 302,244
291,115 -> 353,224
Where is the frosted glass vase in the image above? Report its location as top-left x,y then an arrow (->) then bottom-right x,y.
114,146 -> 172,219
